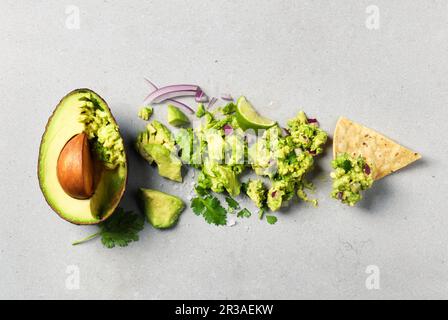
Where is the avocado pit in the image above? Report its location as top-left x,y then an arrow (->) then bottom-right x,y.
57,132 -> 94,199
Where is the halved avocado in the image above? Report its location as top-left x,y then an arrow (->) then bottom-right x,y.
38,89 -> 127,225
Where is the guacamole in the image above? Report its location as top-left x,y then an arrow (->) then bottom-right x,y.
246,179 -> 267,208
175,100 -> 328,212
330,153 -> 374,206
249,111 -> 327,210
138,106 -> 153,120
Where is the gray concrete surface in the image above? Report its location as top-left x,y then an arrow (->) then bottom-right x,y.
0,0 -> 447,299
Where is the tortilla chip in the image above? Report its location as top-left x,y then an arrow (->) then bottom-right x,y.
333,117 -> 421,180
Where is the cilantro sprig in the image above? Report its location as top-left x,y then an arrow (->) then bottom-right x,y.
72,208 -> 145,248
191,195 -> 227,226
225,196 -> 240,212
237,208 -> 251,218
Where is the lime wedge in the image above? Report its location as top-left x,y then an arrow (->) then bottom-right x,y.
235,96 -> 276,130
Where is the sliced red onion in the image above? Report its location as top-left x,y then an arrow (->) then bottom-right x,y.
308,118 -> 318,123
143,78 -> 195,113
207,97 -> 217,109
143,77 -> 158,92
195,89 -> 209,103
337,192 -> 343,200
363,164 -> 371,175
271,191 -> 277,198
144,84 -> 200,104
221,93 -> 233,101
309,150 -> 317,156
223,124 -> 233,135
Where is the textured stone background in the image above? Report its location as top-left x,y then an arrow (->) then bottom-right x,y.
0,0 -> 446,299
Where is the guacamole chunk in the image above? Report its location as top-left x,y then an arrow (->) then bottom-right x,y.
250,111 -> 328,211
198,160 -> 241,196
196,103 -> 206,118
138,106 -> 153,120
175,109 -> 246,197
246,179 -> 267,208
135,120 -> 182,182
330,153 -> 374,206
78,94 -> 125,169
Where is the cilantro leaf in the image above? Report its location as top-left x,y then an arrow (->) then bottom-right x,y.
266,215 -> 278,225
225,196 -> 240,210
99,208 -> 145,248
191,195 -> 227,226
237,208 -> 251,218
72,208 -> 145,248
191,197 -> 205,215
194,185 -> 209,197
221,102 -> 236,115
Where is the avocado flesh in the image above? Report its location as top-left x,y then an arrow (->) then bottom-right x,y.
167,105 -> 190,127
135,121 -> 182,182
38,89 -> 127,225
142,144 -> 182,182
139,188 -> 184,229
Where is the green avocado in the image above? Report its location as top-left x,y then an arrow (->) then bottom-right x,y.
138,106 -> 153,120
167,105 -> 190,127
199,160 -> 241,196
139,188 -> 185,229
38,89 -> 127,225
142,144 -> 182,182
246,179 -> 267,208
135,120 -> 182,182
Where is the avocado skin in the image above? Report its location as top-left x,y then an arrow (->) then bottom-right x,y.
38,89 -> 128,225
139,188 -> 184,229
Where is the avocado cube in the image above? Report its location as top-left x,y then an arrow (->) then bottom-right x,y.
139,188 -> 185,229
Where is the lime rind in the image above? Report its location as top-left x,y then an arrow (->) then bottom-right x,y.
236,96 -> 276,130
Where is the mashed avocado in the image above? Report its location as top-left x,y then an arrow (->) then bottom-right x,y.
249,111 -> 327,211
173,100 -> 328,213
78,94 -> 125,169
198,160 -> 241,196
246,179 -> 267,208
330,153 -> 374,206
287,111 -> 327,155
175,108 -> 245,197
135,120 -> 182,182
176,102 -> 327,211
138,106 -> 153,120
